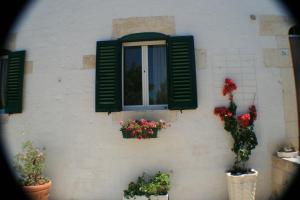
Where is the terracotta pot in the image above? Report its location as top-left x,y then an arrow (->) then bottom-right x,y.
23,181 -> 52,200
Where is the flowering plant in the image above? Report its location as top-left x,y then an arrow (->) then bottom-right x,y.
13,140 -> 49,186
119,119 -> 170,139
214,78 -> 258,175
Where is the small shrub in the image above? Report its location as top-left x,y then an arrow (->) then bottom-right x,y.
13,140 -> 49,186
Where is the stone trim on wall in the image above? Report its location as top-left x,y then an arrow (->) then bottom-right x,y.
82,55 -> 96,69
25,61 -> 33,74
195,49 -> 207,69
259,15 -> 299,150
263,48 -> 292,68
260,15 -> 294,68
259,15 -> 293,36
112,16 -> 176,39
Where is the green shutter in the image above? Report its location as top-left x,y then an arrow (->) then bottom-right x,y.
167,36 -> 197,110
5,50 -> 25,114
95,40 -> 122,112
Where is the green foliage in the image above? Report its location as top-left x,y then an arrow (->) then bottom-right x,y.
124,172 -> 170,199
13,140 -> 49,186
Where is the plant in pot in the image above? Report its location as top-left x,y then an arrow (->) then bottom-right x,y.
13,140 -> 52,200
123,171 -> 170,200
214,78 -> 258,200
119,119 -> 170,139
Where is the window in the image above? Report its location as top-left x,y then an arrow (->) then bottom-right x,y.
123,41 -> 167,110
0,50 -> 25,114
95,32 -> 197,113
0,55 -> 8,112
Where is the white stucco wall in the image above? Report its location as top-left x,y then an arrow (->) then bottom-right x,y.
1,0 -> 295,199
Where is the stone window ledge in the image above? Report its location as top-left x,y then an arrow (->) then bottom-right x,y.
281,156 -> 300,165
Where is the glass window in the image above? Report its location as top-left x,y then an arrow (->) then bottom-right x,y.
123,46 -> 142,106
123,41 -> 167,110
148,45 -> 167,105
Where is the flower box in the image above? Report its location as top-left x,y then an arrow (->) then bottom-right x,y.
122,194 -> 168,200
122,129 -> 158,139
119,119 -> 170,139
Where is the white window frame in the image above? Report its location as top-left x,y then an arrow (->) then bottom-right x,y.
122,40 -> 168,111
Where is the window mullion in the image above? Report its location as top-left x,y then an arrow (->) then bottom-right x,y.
144,46 -> 149,107
142,46 -> 149,107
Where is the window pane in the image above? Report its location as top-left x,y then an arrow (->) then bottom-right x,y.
124,46 -> 142,106
0,57 -> 8,109
148,45 -> 167,105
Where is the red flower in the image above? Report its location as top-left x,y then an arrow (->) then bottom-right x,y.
223,78 -> 237,96
214,107 -> 232,121
238,113 -> 251,127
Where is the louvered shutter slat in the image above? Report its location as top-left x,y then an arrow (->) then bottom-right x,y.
167,36 -> 197,110
5,50 -> 25,113
95,40 -> 122,112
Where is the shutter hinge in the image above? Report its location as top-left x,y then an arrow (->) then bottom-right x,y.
108,111 -> 111,116
180,110 -> 183,114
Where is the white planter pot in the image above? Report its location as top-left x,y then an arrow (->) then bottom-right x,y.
226,169 -> 258,200
277,151 -> 298,158
123,194 -> 168,200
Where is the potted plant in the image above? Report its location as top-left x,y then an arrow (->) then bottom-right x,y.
13,140 -> 52,200
123,171 -> 170,200
119,119 -> 170,139
277,143 -> 298,158
214,78 -> 258,200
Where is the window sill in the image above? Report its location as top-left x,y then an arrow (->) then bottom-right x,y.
122,106 -> 168,111
111,109 -> 178,123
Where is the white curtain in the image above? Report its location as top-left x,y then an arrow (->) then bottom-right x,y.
148,45 -> 167,104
